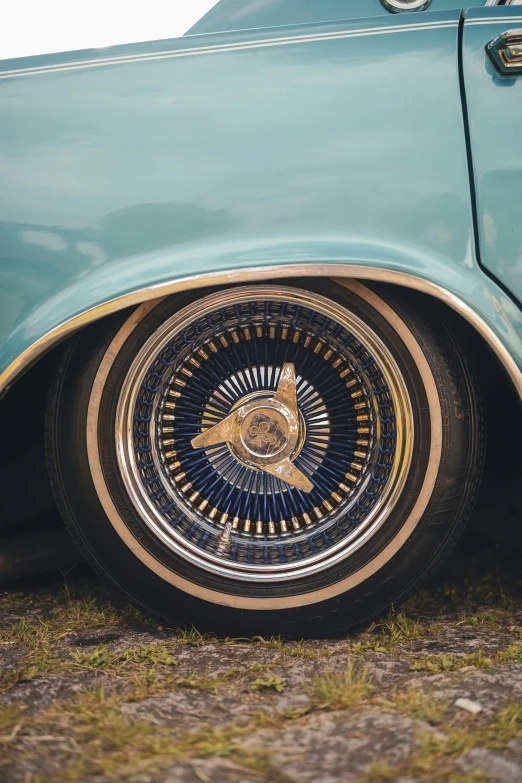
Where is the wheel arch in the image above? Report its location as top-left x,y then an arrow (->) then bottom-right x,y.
1,264 -> 522,403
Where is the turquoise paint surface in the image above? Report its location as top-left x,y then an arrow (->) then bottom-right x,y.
1,9 -> 521,381
463,5 -> 522,306
188,0 -> 486,35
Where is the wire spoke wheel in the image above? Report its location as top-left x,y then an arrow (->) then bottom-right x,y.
48,280 -> 484,636
115,286 -> 413,582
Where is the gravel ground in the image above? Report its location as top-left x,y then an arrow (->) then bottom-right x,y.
1,539 -> 521,783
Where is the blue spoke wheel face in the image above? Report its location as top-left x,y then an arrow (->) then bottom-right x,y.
115,286 -> 413,582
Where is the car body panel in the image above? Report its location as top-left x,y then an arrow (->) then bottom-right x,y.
463,5 -> 522,306
187,0 -> 488,35
1,9 -> 522,397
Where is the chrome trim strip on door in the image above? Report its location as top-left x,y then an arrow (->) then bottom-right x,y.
1,265 -> 521,401
468,16 -> 522,25
0,20 -> 458,80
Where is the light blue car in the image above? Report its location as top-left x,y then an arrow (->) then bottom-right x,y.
1,0 -> 521,636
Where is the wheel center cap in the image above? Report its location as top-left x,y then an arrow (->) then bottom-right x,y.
231,396 -> 299,469
241,407 -> 289,458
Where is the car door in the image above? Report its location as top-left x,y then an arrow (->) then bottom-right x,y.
462,4 -> 522,303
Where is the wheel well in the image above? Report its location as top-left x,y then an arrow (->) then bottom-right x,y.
0,281 -> 520,547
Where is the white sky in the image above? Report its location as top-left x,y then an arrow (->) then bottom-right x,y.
0,0 -> 220,61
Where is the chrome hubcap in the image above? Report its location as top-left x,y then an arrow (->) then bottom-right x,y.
115,286 -> 413,582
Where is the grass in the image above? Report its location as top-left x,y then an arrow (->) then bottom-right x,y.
0,587 -> 183,696
3,678 -> 520,783
70,643 -> 180,699
382,687 -> 450,726
174,673 -> 223,694
496,642 -> 522,664
350,609 -> 432,656
1,645 -> 521,783
309,659 -> 373,710
250,675 -> 286,693
0,704 -> 22,738
351,637 -> 391,654
0,591 -> 34,607
363,765 -> 492,783
1,544 -> 522,782
0,685 -> 287,782
461,611 -> 503,629
0,614 -> 62,691
410,647 -> 492,674
172,626 -> 214,646
71,643 -> 178,671
251,635 -> 330,660
379,611 -> 422,644
0,586 -> 331,708
348,549 -> 522,663
363,700 -> 522,783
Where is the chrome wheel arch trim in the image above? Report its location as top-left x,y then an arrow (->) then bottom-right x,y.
1,264 -> 521,402
86,280 -> 442,609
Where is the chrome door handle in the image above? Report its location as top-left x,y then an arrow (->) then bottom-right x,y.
487,29 -> 522,75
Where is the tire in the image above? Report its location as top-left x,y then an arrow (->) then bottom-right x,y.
46,279 -> 484,637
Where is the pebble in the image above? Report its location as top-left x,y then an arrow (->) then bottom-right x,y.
455,697 -> 483,714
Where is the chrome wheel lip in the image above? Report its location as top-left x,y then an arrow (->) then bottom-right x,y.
115,285 -> 414,583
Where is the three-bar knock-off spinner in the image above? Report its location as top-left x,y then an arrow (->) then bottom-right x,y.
191,363 -> 314,493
